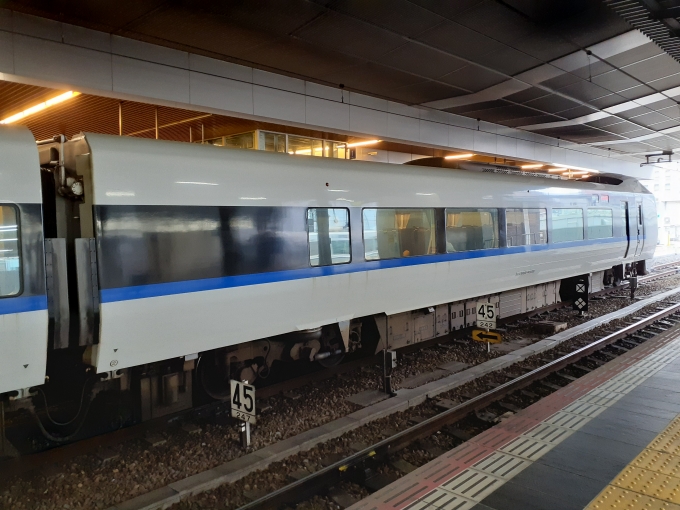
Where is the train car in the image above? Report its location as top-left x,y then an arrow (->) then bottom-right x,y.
0,126 -> 655,434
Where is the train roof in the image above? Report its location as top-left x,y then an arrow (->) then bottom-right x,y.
74,132 -> 650,208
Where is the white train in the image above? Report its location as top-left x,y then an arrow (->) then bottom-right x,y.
0,125 -> 655,429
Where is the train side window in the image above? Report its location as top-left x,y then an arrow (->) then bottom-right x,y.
445,208 -> 499,252
552,208 -> 584,243
0,205 -> 21,297
363,208 -> 436,260
505,208 -> 547,246
307,208 -> 350,266
587,208 -> 613,239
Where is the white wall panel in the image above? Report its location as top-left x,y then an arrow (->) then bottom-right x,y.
13,12 -> 62,42
0,9 -> 11,31
112,35 -> 188,69
450,114 -> 478,130
479,121 -> 497,134
534,142 -> 552,163
388,101 -> 420,118
350,105 -> 388,135
14,35 -> 113,91
305,96 -> 349,131
349,91 -> 388,111
189,54 -> 252,82
474,129 -> 498,154
420,108 -> 450,124
497,135 -> 517,158
112,55 -> 189,103
63,24 -> 112,53
306,81 -> 344,102
388,112 -> 419,141
0,30 -> 13,74
189,71 -> 253,115
551,146 -> 567,165
420,120 -> 448,146
253,69 -> 304,94
253,84 -> 305,123
449,125 -> 474,150
516,139 -> 535,160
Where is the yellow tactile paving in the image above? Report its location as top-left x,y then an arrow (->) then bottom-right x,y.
649,418 -> 680,456
585,416 -> 680,509
631,449 -> 680,478
587,485 -> 680,509
611,466 -> 680,503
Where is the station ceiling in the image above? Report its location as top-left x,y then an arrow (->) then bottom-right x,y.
7,0 -> 680,160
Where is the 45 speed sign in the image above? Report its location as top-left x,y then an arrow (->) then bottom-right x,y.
476,302 -> 496,330
230,380 -> 256,424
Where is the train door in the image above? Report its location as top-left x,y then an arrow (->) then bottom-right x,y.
0,126 -> 48,396
634,202 -> 644,257
622,201 -> 630,258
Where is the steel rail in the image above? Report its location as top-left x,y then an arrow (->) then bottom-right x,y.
238,301 -> 680,510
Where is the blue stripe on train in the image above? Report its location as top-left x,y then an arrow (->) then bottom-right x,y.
100,237 -> 630,304
0,294 -> 48,316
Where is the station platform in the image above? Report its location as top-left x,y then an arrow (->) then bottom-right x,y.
350,323 -> 680,510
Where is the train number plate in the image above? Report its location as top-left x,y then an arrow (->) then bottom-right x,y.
230,380 -> 257,424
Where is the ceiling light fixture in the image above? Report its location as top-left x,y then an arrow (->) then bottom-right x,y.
445,153 -> 474,159
345,139 -> 381,148
0,91 -> 81,124
520,163 -> 543,169
552,163 -> 599,174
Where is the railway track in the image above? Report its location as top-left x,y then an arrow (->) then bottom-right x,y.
236,300 -> 680,510
1,262 -> 679,505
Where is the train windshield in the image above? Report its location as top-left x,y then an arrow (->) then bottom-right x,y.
0,205 -> 20,297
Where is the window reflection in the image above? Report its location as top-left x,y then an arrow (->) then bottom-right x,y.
587,209 -> 613,239
552,209 -> 584,243
307,208 -> 350,266
445,208 -> 499,252
363,208 -> 436,260
506,209 -> 547,246
0,205 -> 20,296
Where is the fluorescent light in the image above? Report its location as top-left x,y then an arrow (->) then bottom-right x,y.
328,189 -> 349,192
176,181 -> 219,186
105,191 -> 135,197
416,192 -> 435,196
345,139 -> 381,148
547,168 -> 564,173
552,163 -> 600,174
445,153 -> 474,159
521,164 -> 543,169
0,91 -> 81,124
240,197 -> 266,200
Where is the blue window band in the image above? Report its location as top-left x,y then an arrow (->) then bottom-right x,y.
101,237 -> 629,304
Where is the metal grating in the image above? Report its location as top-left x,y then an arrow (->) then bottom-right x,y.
605,0 -> 680,65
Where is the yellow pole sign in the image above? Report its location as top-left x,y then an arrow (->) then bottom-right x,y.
472,329 -> 502,344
